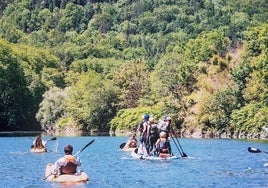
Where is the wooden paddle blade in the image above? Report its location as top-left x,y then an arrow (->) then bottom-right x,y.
248,147 -> 261,153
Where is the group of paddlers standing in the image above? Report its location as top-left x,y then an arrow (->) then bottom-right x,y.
124,114 -> 188,158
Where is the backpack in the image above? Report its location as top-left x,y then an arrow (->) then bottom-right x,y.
150,124 -> 158,135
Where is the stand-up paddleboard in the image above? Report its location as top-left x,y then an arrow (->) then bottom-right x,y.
131,148 -> 179,161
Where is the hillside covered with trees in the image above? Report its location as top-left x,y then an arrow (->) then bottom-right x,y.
0,0 -> 267,138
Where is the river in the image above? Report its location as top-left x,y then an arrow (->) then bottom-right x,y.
0,136 -> 267,187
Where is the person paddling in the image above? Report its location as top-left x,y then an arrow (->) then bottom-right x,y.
155,131 -> 172,158
124,133 -> 138,149
32,134 -> 46,149
54,145 -> 81,175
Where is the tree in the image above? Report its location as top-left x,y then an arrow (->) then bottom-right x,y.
89,13 -> 113,34
113,61 -> 147,108
0,39 -> 31,130
36,87 -> 68,132
66,72 -> 119,132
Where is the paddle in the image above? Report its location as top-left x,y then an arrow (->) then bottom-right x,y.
74,139 -> 95,156
173,136 -> 187,157
248,147 -> 268,154
43,139 -> 95,180
171,136 -> 183,156
120,143 -> 126,149
47,137 -> 57,142
170,128 -> 187,158
134,147 -> 146,160
29,136 -> 57,142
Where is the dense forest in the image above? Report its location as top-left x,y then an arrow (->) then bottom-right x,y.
0,0 -> 267,138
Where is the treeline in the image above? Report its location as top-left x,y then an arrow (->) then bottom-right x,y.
0,0 -> 267,138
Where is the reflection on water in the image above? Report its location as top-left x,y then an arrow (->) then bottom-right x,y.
0,136 -> 267,187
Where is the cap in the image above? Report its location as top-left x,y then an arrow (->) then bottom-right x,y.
160,131 -> 167,138
143,114 -> 150,121
149,117 -> 154,122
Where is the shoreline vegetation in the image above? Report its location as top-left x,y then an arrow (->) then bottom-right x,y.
1,130 -> 267,140
0,1 -> 267,140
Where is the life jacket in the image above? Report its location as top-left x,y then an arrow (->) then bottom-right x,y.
158,120 -> 170,135
60,155 -> 77,174
159,138 -> 170,154
129,139 -> 137,148
141,121 -> 149,137
159,153 -> 172,158
150,123 -> 158,135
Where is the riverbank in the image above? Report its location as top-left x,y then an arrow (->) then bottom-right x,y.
1,129 -> 267,140
0,131 -> 42,137
112,129 -> 268,140
0,131 -> 109,137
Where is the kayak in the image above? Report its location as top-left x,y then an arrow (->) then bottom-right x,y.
30,147 -> 47,153
131,148 -> 179,161
120,142 -> 137,152
121,146 -> 137,152
44,163 -> 89,183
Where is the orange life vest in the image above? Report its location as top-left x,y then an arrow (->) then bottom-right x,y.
129,139 -> 137,148
61,155 -> 77,174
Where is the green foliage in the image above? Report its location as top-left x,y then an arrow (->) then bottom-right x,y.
226,23 -> 268,135
110,106 -> 162,132
12,43 -> 61,104
184,30 -> 230,63
230,103 -> 268,134
113,61 -> 148,108
66,72 -> 119,132
41,67 -> 65,88
89,13 -> 113,34
151,52 -> 186,98
0,0 -> 268,136
56,116 -> 81,130
0,39 -> 31,130
57,3 -> 87,33
70,57 -> 123,78
36,87 -> 68,131
203,89 -> 240,131
148,51 -> 192,124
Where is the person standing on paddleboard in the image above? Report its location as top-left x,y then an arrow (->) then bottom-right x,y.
148,116 -> 159,154
137,114 -> 150,155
